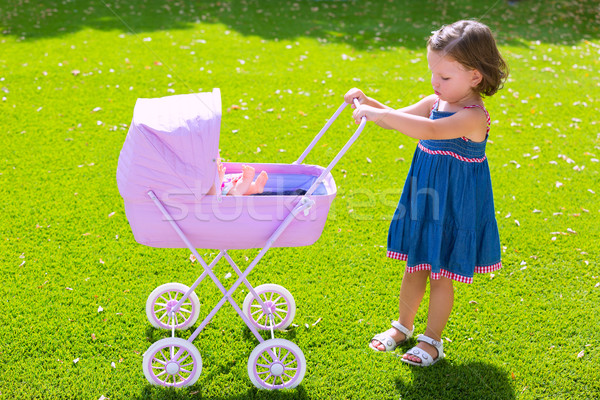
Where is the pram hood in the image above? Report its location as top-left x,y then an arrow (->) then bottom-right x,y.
117,89 -> 222,201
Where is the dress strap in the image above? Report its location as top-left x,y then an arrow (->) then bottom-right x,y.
429,96 -> 440,115
463,104 -> 491,135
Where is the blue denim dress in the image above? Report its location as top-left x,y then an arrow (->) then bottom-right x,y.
386,103 -> 502,283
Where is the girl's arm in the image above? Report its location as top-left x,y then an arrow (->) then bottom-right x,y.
376,95 -> 437,129
345,90 -> 437,130
354,101 -> 488,142
395,94 -> 437,117
344,90 -> 436,116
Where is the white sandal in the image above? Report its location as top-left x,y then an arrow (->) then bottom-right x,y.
401,334 -> 444,367
369,321 -> 414,352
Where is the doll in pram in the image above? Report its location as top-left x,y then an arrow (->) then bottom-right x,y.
207,161 -> 269,196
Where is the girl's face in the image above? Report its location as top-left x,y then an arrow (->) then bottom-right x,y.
427,49 -> 482,104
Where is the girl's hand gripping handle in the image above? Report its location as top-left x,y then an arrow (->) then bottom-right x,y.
352,98 -> 367,124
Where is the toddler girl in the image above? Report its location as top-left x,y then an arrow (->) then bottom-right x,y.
344,20 -> 508,366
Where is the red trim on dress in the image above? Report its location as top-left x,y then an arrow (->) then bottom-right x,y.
417,142 -> 487,163
386,250 -> 502,284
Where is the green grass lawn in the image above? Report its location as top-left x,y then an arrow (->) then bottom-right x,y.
1,0 -> 599,398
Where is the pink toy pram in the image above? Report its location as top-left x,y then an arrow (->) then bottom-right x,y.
117,89 -> 365,390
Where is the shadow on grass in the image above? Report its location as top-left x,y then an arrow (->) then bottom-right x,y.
1,0 -> 598,47
136,384 -> 308,400
395,360 -> 515,400
241,325 -> 298,342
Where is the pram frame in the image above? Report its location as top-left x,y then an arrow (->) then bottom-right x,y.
142,100 -> 365,389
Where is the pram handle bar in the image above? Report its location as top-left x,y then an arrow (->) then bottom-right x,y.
294,99 -> 365,166
300,99 -> 367,197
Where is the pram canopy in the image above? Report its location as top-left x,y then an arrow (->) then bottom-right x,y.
117,89 -> 222,202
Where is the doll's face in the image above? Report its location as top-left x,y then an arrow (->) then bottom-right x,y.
427,49 -> 482,103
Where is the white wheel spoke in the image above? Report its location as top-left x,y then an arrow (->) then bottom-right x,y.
159,349 -> 169,362
154,306 -> 167,314
273,311 -> 284,322
283,372 -> 293,380
257,369 -> 270,375
284,359 -> 297,367
152,356 -> 167,366
178,313 -> 189,323
173,348 -> 186,361
279,349 -> 290,363
180,361 -> 194,368
260,353 -> 272,364
270,347 -> 277,359
274,347 -> 282,361
271,294 -> 282,304
158,311 -> 169,322
251,308 -> 264,316
159,295 -> 170,303
178,355 -> 191,364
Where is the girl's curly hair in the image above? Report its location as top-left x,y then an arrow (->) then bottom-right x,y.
428,20 -> 509,97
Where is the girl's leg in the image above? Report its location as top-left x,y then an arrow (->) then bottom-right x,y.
403,276 -> 454,363
371,269 -> 428,350
398,269 -> 429,330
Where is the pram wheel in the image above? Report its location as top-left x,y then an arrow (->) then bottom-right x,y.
143,337 -> 202,387
146,283 -> 200,330
247,338 -> 306,390
242,284 -> 296,330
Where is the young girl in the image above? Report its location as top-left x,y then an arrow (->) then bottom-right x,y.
344,20 -> 508,367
